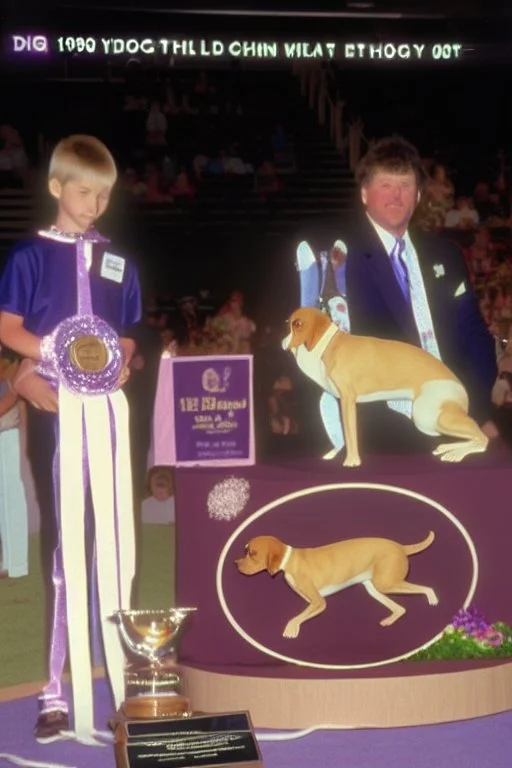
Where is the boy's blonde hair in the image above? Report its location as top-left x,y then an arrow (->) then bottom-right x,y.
49,134 -> 117,188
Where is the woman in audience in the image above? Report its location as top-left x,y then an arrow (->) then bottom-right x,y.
216,291 -> 256,353
444,195 -> 479,229
465,226 -> 495,282
146,101 -> 168,147
256,159 -> 282,200
414,161 -> 453,231
0,125 -> 29,188
473,180 -> 506,223
169,166 -> 196,199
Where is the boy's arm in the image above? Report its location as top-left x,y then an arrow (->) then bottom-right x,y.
120,337 -> 136,365
118,337 -> 136,385
12,359 -> 58,412
118,261 -> 143,385
0,312 -> 42,360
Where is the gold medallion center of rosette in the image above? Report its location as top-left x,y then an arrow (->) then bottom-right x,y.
68,335 -> 110,373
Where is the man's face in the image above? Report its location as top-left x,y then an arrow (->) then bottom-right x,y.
361,169 -> 419,237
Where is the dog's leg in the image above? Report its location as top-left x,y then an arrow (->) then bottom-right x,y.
282,575 -> 326,639
432,402 -> 488,463
340,395 -> 361,467
319,392 -> 344,459
379,580 -> 439,606
363,581 -> 407,626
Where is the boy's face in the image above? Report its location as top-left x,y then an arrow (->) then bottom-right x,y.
50,177 -> 112,232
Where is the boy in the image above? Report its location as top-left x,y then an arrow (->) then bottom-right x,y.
0,135 -> 141,744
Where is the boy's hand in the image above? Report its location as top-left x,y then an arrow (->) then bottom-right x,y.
13,360 -> 58,412
118,364 -> 131,387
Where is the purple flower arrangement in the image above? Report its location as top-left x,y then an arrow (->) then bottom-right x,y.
448,606 -> 504,648
411,605 -> 512,661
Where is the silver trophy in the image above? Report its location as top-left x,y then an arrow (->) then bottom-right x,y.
112,607 -> 197,719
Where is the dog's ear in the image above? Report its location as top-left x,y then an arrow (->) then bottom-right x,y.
304,310 -> 330,351
266,537 -> 285,575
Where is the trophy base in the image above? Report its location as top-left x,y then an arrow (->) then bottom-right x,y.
121,694 -> 192,720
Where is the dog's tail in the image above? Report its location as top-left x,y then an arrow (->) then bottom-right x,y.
403,531 -> 435,556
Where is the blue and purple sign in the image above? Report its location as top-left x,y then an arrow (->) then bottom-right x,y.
153,355 -> 255,467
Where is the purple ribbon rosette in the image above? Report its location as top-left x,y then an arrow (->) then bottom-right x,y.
37,230 -> 123,395
39,314 -> 123,395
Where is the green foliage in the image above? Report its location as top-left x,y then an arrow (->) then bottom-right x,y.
411,623 -> 512,661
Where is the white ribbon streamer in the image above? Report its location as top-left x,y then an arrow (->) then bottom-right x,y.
59,386 -> 93,741
58,385 -> 135,745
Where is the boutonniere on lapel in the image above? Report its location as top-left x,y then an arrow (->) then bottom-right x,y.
433,263 -> 445,279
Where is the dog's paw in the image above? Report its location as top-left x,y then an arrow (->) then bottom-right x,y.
323,447 -> 341,460
433,441 -> 486,462
343,456 -> 362,467
427,590 -> 439,606
380,610 -> 405,627
283,620 -> 300,639
439,448 -> 471,463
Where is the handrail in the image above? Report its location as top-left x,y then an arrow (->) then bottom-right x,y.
292,60 -> 369,168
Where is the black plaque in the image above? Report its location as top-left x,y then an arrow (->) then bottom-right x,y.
114,711 -> 263,768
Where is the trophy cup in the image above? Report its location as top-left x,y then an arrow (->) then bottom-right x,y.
112,607 -> 197,720
111,611 -> 262,767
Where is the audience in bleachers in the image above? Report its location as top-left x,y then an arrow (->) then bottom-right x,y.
402,151 -> 512,350
115,70 -> 297,207
145,287 -> 256,358
0,125 -> 30,189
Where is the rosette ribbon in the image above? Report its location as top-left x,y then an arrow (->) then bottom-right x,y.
36,231 -> 135,746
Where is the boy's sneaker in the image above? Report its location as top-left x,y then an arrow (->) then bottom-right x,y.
34,709 -> 69,743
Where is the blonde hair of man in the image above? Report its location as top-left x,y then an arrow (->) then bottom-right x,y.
49,134 -> 117,188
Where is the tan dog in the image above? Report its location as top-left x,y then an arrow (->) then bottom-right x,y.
236,533 -> 437,639
285,307 -> 488,466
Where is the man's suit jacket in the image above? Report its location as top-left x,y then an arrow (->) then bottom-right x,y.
342,215 -> 497,424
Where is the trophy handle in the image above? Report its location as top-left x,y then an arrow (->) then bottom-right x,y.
115,617 -> 154,663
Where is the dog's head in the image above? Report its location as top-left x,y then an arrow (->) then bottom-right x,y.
235,535 -> 286,576
285,308 -> 332,352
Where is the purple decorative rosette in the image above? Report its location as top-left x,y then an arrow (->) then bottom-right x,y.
38,314 -> 123,396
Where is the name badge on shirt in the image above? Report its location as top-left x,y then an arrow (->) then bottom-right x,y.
101,252 -> 125,284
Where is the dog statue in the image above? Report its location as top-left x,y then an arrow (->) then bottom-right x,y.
236,532 -> 438,639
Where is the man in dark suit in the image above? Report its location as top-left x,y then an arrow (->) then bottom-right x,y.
299,136 -> 498,454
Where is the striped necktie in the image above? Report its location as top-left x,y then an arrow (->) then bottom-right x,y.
391,237 -> 409,301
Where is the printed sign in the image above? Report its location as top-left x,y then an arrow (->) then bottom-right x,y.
154,355 -> 255,467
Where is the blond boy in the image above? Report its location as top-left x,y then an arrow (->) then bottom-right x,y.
0,135 -> 141,743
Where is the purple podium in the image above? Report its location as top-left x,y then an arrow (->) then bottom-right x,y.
173,451 -> 512,728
